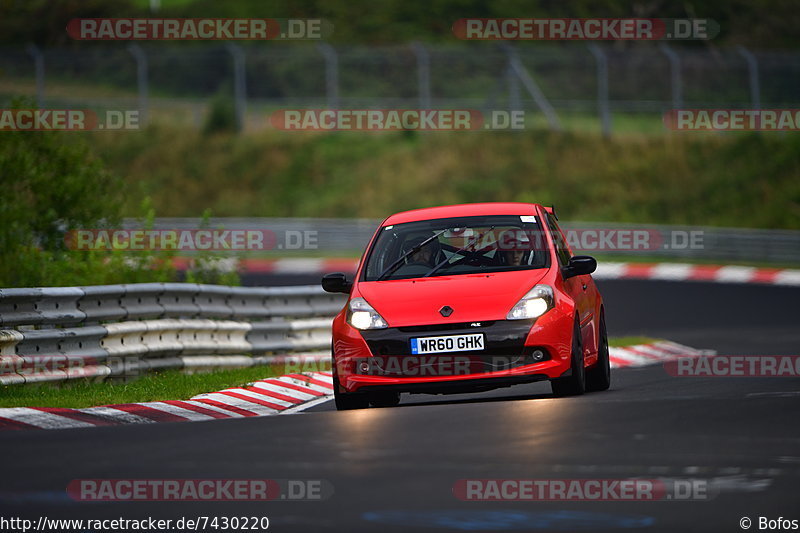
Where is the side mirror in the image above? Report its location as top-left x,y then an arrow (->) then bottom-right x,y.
562,255 -> 597,279
321,272 -> 353,294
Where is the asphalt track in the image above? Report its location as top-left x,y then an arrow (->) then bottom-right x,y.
1,278 -> 798,532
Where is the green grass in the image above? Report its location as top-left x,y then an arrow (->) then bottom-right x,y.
608,336 -> 658,348
76,125 -> 800,230
0,362 -> 329,409
131,0 -> 198,7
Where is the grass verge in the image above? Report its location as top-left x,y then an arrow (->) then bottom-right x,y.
0,363 -> 329,409
77,126 -> 800,230
608,336 -> 658,348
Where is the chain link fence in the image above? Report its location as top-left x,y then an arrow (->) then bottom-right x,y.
2,42 -> 799,133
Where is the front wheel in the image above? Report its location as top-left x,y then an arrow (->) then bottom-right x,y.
586,311 -> 611,392
551,318 -> 586,397
332,361 -> 369,411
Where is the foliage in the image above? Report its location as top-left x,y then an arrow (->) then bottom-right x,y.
1,0 -> 798,48
0,363 -> 294,408
203,85 -> 239,135
0,111 -> 239,287
85,126 -> 800,230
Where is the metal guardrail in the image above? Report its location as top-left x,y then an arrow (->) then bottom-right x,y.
131,218 -> 800,265
0,283 -> 345,385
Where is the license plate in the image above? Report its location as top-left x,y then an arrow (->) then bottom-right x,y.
410,333 -> 485,354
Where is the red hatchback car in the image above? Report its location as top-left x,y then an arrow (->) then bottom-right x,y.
322,203 -> 610,410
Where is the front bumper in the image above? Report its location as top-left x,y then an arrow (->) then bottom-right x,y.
333,311 -> 574,394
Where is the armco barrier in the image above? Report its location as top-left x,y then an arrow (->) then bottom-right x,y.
127,218 -> 800,265
0,283 -> 345,386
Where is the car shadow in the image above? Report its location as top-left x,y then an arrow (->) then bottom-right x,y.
369,385 -> 621,409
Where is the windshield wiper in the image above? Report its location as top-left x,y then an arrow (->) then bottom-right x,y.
376,229 -> 448,281
423,232 -> 483,278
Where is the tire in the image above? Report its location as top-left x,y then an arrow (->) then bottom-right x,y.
551,318 -> 586,397
332,355 -> 369,411
333,377 -> 369,410
368,391 -> 401,408
586,311 -> 611,392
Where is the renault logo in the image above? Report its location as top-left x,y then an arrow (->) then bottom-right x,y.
439,305 -> 454,317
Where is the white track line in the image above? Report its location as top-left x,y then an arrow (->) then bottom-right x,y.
609,347 -> 655,367
0,408 -> 94,429
191,392 -> 280,414
248,381 -> 319,401
80,406 -> 156,425
281,394 -> 334,414
177,400 -> 247,418
651,263 -> 694,281
274,375 -> 333,394
221,387 -> 296,408
715,266 -> 757,283
627,344 -> 679,361
138,401 -> 217,421
775,270 -> 800,286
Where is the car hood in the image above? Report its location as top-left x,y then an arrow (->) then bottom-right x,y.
355,270 -> 548,327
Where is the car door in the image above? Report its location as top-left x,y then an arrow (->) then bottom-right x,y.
544,212 -> 596,363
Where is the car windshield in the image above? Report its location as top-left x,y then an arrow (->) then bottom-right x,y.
363,215 -> 549,281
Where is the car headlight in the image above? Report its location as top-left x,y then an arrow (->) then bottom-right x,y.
506,284 -> 554,320
347,297 -> 389,330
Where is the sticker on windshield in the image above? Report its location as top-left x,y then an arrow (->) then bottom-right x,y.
520,215 -> 536,223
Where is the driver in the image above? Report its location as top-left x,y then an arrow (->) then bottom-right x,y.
498,230 -> 529,266
402,236 -> 440,267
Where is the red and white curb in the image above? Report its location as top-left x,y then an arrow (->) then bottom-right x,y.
0,372 -> 333,431
0,342 -> 712,430
594,263 -> 800,286
184,258 -> 800,286
609,341 -> 715,369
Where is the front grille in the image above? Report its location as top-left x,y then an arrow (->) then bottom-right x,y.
360,319 -> 541,362
397,321 -> 497,333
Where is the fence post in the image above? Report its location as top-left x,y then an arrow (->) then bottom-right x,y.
506,62 -> 521,114
317,43 -> 339,109
503,44 -> 562,131
25,44 -> 44,107
411,42 -> 431,109
658,43 -> 683,109
127,44 -> 148,126
587,43 -> 612,137
226,43 -> 247,132
737,46 -> 761,110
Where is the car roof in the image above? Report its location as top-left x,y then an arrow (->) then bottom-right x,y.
383,202 -> 543,225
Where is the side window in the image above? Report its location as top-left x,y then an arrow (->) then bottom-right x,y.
546,213 -> 572,266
